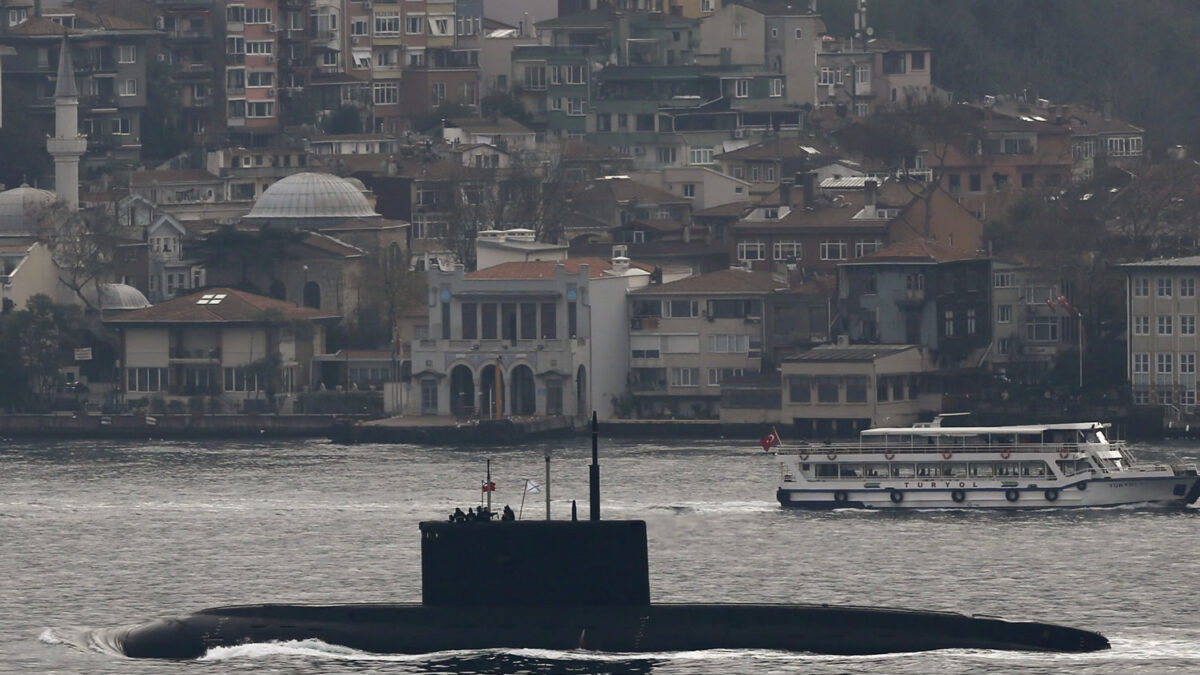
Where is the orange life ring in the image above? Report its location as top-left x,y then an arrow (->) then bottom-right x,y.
1058,446 -> 1070,459
1000,449 -> 1011,459
941,449 -> 953,460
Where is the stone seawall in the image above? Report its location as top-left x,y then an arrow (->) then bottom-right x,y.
0,414 -> 343,439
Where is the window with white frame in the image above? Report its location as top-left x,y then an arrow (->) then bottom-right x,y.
735,79 -> 749,97
773,241 -> 802,261
246,41 -> 273,55
566,98 -> 585,115
1182,352 -> 1196,374
1133,277 -> 1150,296
944,310 -> 955,336
407,48 -> 425,67
709,334 -> 750,353
708,367 -> 745,386
375,49 -> 398,67
734,22 -> 744,38
855,63 -> 871,84
523,65 -> 546,90
373,81 -> 399,104
1182,277 -> 1196,297
127,367 -> 168,392
997,304 -> 1012,323
689,146 -> 714,165
769,78 -> 782,97
111,117 -> 131,134
671,367 -> 700,387
1158,277 -> 1173,297
1026,316 -> 1058,341
1134,315 -> 1149,335
247,100 -> 273,117
351,17 -> 368,35
702,0 -> 714,11
118,45 -> 136,63
1106,135 -> 1143,156
432,81 -> 446,104
1133,352 -> 1149,374
430,16 -> 451,36
245,7 -> 271,23
1159,315 -> 1174,335
737,240 -> 765,261
1184,390 -> 1197,406
682,183 -> 695,197
406,16 -> 423,33
855,239 -> 883,257
247,71 -> 273,87
1158,352 -> 1173,374
1184,315 -> 1197,335
375,13 -> 400,35
819,240 -> 847,260
224,366 -> 263,392
1133,388 -> 1150,405
565,64 -> 586,84
118,78 -> 137,96
967,309 -> 977,335
819,67 -> 837,85
993,272 -> 1014,288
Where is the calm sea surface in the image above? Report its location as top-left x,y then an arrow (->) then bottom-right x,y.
3,434 -> 1199,674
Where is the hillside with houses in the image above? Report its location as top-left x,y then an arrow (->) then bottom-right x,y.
0,0 -> 1196,436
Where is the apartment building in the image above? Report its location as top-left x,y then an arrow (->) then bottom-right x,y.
1121,257 -> 1200,411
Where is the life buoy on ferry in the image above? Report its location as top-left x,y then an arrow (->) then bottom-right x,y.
889,490 -> 904,503
1077,481 -> 1088,491
1058,446 -> 1070,459
951,489 -> 966,503
941,449 -> 953,460
799,450 -> 809,461
826,451 -> 838,461
1004,489 -> 1020,503
833,490 -> 849,504
1000,449 -> 1012,459
884,450 -> 896,460
1044,488 -> 1060,502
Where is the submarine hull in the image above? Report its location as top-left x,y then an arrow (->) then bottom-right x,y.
117,602 -> 1109,659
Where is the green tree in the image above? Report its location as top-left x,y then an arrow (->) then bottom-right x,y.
0,81 -> 53,190
141,60 -> 192,160
322,105 -> 363,134
16,295 -> 83,401
190,225 -> 307,288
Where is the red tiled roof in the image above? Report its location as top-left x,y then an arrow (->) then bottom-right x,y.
104,287 -> 341,324
467,257 -> 653,280
855,239 -> 982,264
632,268 -> 786,295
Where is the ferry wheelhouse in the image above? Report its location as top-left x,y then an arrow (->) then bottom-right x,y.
774,421 -> 1200,509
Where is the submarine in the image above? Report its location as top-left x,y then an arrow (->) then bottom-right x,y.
116,415 -> 1109,659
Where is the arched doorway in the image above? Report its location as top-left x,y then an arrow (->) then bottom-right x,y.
510,364 -> 535,416
575,365 -> 587,417
449,365 -> 475,417
480,363 -> 504,418
303,281 -> 321,309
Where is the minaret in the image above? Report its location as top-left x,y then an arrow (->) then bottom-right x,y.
46,35 -> 86,211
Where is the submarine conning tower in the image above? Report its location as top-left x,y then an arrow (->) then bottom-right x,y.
420,413 -> 652,607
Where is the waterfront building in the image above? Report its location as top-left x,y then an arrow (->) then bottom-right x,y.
1121,257 -> 1200,414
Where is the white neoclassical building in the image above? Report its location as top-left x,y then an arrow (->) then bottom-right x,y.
407,257 -> 650,420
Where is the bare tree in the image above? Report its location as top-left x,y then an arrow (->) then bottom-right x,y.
439,151 -> 578,270
34,200 -> 130,312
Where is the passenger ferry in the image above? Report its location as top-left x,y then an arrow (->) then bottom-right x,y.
774,419 -> 1200,509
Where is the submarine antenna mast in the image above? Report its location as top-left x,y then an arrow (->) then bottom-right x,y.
590,411 -> 600,520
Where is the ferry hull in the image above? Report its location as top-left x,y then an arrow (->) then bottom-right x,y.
115,602 -> 1109,659
777,475 -> 1200,509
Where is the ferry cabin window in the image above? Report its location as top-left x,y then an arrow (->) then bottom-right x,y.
891,463 -> 916,477
916,462 -> 941,477
996,462 -> 1021,476
947,462 -> 968,477
866,463 -> 889,477
839,464 -> 864,478
815,463 -> 839,478
1057,459 -> 1092,475
970,462 -> 995,477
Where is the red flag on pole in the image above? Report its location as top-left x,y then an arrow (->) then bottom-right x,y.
1057,295 -> 1079,318
481,481 -> 496,492
760,427 -> 781,452
1045,297 -> 1057,312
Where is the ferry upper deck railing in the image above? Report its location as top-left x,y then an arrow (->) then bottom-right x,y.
773,441 -> 1127,457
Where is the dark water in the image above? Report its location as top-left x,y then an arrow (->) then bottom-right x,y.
3,435 -> 1199,674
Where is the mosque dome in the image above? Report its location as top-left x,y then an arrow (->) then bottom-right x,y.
0,185 -> 57,235
245,172 -> 378,220
98,283 -> 151,311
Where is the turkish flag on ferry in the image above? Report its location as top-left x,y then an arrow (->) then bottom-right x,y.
760,427 -> 781,452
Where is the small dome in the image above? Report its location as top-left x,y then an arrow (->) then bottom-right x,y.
0,185 -> 57,235
245,172 -> 378,220
99,283 -> 151,311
